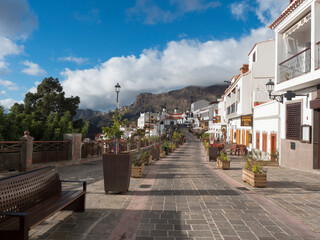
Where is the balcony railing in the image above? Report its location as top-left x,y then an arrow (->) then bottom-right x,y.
317,41 -> 320,70
279,47 -> 311,82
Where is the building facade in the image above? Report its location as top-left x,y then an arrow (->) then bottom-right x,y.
270,0 -> 320,170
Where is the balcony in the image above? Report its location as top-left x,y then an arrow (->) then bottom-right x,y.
317,41 -> 320,70
279,47 -> 311,82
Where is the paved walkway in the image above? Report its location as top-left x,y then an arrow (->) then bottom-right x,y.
6,132 -> 319,239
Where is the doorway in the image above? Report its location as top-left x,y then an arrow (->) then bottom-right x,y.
270,134 -> 277,161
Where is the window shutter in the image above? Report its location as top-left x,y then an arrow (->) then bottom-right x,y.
256,132 -> 260,150
286,102 -> 301,140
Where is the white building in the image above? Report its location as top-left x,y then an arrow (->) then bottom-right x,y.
224,39 -> 275,151
190,100 -> 210,128
269,0 -> 320,170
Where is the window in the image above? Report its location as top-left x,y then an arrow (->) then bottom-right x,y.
262,133 -> 267,152
256,132 -> 260,150
286,102 -> 301,140
253,52 -> 256,62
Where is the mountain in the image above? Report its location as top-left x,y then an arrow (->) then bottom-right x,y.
75,84 -> 228,139
123,84 -> 228,120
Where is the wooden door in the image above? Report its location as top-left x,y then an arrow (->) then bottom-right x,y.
230,129 -> 233,143
242,130 -> 245,145
246,131 -> 250,147
270,134 -> 277,160
256,132 -> 260,150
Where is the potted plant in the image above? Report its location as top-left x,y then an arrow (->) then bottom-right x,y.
219,152 -> 230,170
131,154 -> 145,178
151,144 -> 160,160
102,112 -> 132,194
160,143 -> 166,158
143,151 -> 152,166
242,158 -> 267,188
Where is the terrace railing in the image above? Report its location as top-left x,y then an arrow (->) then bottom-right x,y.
33,141 -> 70,164
0,141 -> 22,171
279,47 -> 311,82
81,142 -> 102,158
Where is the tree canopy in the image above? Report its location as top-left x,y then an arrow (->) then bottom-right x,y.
0,77 -> 87,141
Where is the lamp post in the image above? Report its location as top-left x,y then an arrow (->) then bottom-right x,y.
114,83 -> 121,154
115,83 -> 121,110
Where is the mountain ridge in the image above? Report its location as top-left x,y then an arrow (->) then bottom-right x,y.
75,84 -> 227,139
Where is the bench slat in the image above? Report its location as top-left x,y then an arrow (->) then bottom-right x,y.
0,190 -> 84,231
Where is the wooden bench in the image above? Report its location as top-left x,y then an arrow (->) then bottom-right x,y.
0,166 -> 86,240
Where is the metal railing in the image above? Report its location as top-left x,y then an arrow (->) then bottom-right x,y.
33,141 -> 70,163
0,141 -> 22,171
279,47 -> 311,82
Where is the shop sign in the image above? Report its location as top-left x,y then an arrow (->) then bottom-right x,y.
241,115 -> 253,127
212,116 -> 221,123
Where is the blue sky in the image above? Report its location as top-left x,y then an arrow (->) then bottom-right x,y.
0,0 -> 288,111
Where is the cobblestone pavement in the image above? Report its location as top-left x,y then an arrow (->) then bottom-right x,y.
134,134 -> 317,240
29,160 -> 147,240
216,155 -> 320,234
3,132 -> 320,239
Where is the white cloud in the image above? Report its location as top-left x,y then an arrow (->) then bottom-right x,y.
0,0 -> 37,39
58,56 -> 88,65
0,79 -> 19,90
21,60 -> 46,76
27,81 -> 41,93
0,98 -> 22,110
255,0 -> 288,25
0,37 -> 23,60
230,2 -> 249,21
127,0 -> 220,24
61,27 -> 273,111
230,0 -> 288,25
0,90 -> 5,95
0,37 -> 24,72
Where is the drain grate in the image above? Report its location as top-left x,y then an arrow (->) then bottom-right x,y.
139,184 -> 152,188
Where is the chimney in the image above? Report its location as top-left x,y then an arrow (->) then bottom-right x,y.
240,64 -> 249,75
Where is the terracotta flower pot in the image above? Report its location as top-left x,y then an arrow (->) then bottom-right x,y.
102,152 -> 133,194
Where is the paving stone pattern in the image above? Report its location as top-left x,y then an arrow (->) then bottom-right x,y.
5,132 -> 318,239
29,161 -> 146,240
135,134 -> 303,240
219,156 -> 320,234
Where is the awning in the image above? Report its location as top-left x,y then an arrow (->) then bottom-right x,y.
283,13 -> 311,39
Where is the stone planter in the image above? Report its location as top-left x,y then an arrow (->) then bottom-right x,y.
151,148 -> 160,160
145,155 -> 152,166
102,152 -> 133,194
160,151 -> 165,158
242,168 -> 267,188
131,164 -> 145,178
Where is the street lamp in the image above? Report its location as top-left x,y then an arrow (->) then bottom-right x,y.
265,79 -> 283,103
114,83 -> 121,110
265,79 -> 308,104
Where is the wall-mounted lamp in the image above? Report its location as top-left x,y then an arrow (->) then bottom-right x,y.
265,79 -> 308,104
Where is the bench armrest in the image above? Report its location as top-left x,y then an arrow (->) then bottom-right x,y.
61,180 -> 87,192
